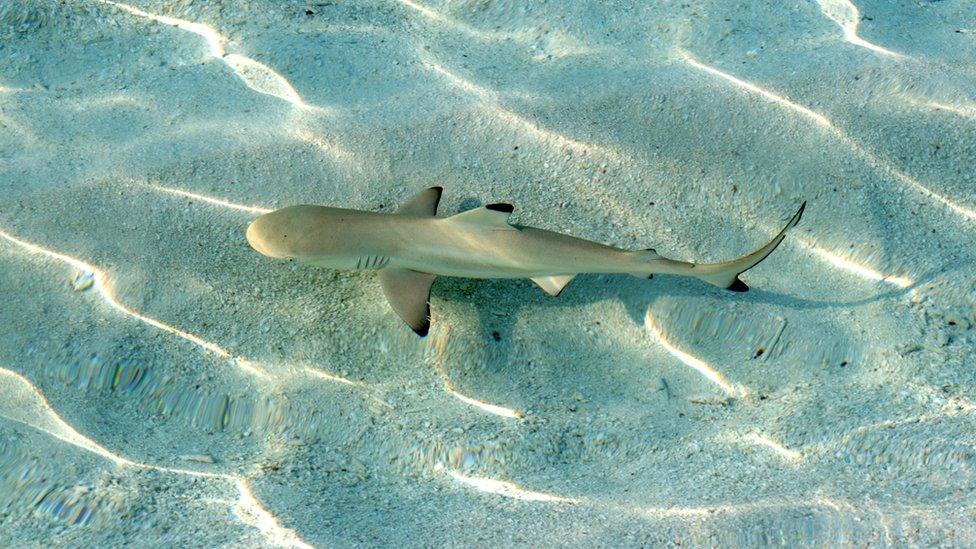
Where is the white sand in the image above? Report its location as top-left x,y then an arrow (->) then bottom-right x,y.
2,0 -> 975,546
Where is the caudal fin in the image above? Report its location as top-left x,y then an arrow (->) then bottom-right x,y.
694,202 -> 805,292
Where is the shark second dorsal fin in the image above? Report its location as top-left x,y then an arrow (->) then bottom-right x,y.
447,203 -> 518,230
397,186 -> 442,217
531,275 -> 576,297
379,268 -> 437,336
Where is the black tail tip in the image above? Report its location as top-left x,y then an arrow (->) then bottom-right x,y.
727,278 -> 749,292
795,201 -> 806,222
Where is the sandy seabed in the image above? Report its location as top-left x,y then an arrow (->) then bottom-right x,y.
2,0 -> 976,546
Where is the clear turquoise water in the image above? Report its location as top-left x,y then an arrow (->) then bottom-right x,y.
2,0 -> 975,546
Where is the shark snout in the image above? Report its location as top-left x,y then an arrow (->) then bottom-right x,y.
246,213 -> 299,260
246,218 -> 270,256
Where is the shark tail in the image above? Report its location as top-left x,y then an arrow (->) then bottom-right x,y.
692,202 -> 805,291
632,202 -> 805,291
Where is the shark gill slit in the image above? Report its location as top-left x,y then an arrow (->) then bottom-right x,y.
359,255 -> 389,270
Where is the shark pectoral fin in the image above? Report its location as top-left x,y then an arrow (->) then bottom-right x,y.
531,275 -> 576,297
446,203 -> 518,231
397,186 -> 442,216
379,268 -> 437,336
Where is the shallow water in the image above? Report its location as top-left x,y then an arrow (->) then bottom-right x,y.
2,0 -> 975,546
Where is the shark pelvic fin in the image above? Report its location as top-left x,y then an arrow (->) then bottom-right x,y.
531,275 -> 576,297
379,268 -> 437,336
397,186 -> 442,216
447,203 -> 518,230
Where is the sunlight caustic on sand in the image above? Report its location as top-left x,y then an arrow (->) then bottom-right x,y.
882,164 -> 976,222
1,217 -> 381,394
0,111 -> 40,146
63,93 -> 145,111
902,96 -> 976,121
96,0 -> 321,112
0,367 -> 311,548
633,496 -> 852,520
678,50 -> 976,222
438,464 -> 579,503
793,236 -> 913,288
815,0 -> 905,58
96,0 -> 224,56
301,368 -> 395,410
397,50 -> 654,234
678,50 -> 836,129
421,56 -> 650,227
644,312 -> 746,398
439,469 -> 863,521
234,481 -> 314,549
142,183 -> 272,215
222,54 -> 307,107
293,128 -> 359,167
423,59 -> 494,103
742,432 -> 803,462
422,58 -> 615,158
301,368 -> 359,387
441,378 -> 524,419
130,183 -> 396,401
438,461 -> 860,519
425,326 -> 524,419
395,0 -> 596,60
928,101 -> 976,119
0,368 -> 138,468
816,384 -> 976,447
395,0 -> 450,26
0,227 -> 271,380
0,83 -> 30,93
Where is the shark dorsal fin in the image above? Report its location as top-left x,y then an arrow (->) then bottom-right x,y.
447,203 -> 518,230
531,275 -> 576,297
397,186 -> 442,217
378,268 -> 437,336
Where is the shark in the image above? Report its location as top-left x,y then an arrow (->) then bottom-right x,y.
246,187 -> 805,336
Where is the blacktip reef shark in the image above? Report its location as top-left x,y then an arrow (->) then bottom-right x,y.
246,187 -> 805,336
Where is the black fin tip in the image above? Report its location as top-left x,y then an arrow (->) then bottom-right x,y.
727,278 -> 749,292
486,203 -> 514,213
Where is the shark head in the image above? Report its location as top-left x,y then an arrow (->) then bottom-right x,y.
246,205 -> 357,263
246,208 -> 298,260
246,206 -> 330,261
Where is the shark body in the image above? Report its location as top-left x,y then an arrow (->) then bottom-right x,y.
246,187 -> 804,335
